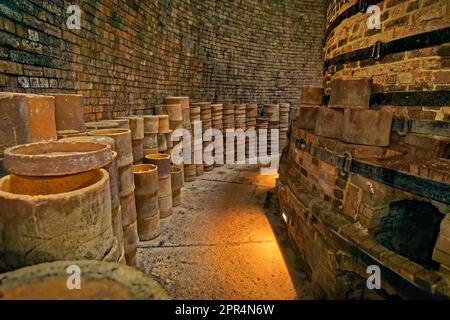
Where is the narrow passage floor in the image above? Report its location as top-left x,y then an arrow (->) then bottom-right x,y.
138,165 -> 317,299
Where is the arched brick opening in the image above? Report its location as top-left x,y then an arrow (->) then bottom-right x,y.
374,200 -> 444,270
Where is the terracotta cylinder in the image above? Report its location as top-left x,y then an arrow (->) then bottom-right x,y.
120,192 -> 138,232
51,94 -> 85,133
164,96 -> 189,109
171,167 -> 183,191
169,120 -> 183,131
157,115 -> 170,133
59,136 -> 119,206
88,129 -> 133,168
158,176 -> 172,198
144,154 -> 171,178
123,221 -> 139,267
133,163 -> 160,242
158,195 -> 173,218
132,139 -> 144,164
88,128 -> 137,267
0,93 -> 57,158
116,117 -> 144,164
144,133 -> 158,149
182,108 -> 191,129
158,134 -> 168,152
107,151 -> 121,211
125,250 -> 138,267
59,136 -> 122,255
0,169 -> 115,271
171,167 -> 182,207
0,260 -> 169,300
118,163 -> 135,197
172,189 -> 182,207
116,117 -> 144,140
264,104 -> 280,122
137,213 -> 161,241
161,104 -> 183,121
133,164 -> 159,218
196,164 -> 204,176
143,116 -> 159,134
166,132 -> 173,149
112,205 -> 124,261
184,163 -> 196,182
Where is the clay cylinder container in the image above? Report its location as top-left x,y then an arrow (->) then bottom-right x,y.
223,104 -> 235,130
137,214 -> 161,241
184,163 -> 196,182
50,94 -> 85,134
172,189 -> 181,207
144,133 -> 158,149
0,260 -> 169,299
0,93 -> 57,158
155,104 -> 183,122
158,175 -> 172,198
164,96 -> 189,109
132,139 -> 144,164
87,128 -> 137,267
158,194 -> 173,219
109,152 -> 123,258
144,154 -> 171,178
120,192 -> 138,228
105,151 -> 121,210
171,167 -> 182,207
264,104 -> 280,122
166,132 -> 173,149
3,141 -> 112,177
143,116 -> 159,134
109,119 -> 130,129
0,169 -> 116,271
112,205 -> 124,262
196,164 -> 204,176
123,221 -> 139,266
88,129 -> 133,168
169,120 -> 183,131
116,117 -> 144,164
157,133 -> 168,152
116,117 -> 144,140
133,164 -> 160,241
85,121 -> 119,130
181,108 -> 191,130
59,136 -> 121,251
133,164 -> 159,216
157,115 -> 170,134
165,104 -> 183,121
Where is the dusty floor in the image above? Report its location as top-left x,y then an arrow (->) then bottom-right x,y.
137,165 -> 317,300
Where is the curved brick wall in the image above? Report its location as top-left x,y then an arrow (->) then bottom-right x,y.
276,0 -> 450,299
324,0 -> 449,120
0,0 -> 325,121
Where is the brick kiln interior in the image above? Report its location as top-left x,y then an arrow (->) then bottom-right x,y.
0,0 -> 449,300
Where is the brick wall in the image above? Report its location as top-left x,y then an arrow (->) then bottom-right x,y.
324,0 -> 450,120
0,0 -> 326,121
